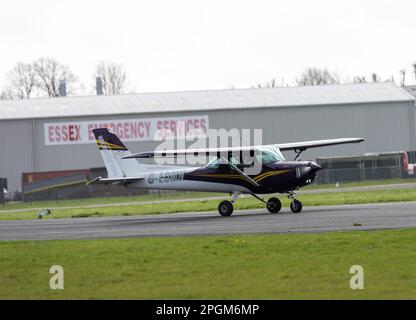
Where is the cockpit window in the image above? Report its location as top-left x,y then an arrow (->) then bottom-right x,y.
205,148 -> 284,169
256,149 -> 285,163
206,157 -> 220,169
230,156 -> 241,166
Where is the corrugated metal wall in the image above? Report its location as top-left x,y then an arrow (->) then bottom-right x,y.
0,120 -> 35,192
1,100 -> 415,192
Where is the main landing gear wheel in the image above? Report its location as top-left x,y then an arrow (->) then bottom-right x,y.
290,199 -> 303,213
218,200 -> 234,217
266,197 -> 282,214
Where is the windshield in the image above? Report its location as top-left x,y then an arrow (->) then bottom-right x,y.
256,149 -> 285,163
206,157 -> 221,169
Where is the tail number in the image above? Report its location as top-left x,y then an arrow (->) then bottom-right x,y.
149,172 -> 184,184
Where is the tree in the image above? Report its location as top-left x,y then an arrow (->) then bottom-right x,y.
253,78 -> 286,88
33,57 -> 77,97
296,67 -> 340,86
94,61 -> 127,95
352,76 -> 367,84
5,62 -> 37,99
0,89 -> 14,100
371,73 -> 381,83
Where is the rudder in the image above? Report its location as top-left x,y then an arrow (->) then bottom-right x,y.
92,128 -> 140,178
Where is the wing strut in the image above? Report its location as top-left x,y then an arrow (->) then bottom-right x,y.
220,156 -> 261,187
293,148 -> 306,161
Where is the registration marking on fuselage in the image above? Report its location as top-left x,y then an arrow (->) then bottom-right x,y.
148,171 -> 185,184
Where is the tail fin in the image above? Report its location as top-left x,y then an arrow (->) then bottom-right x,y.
92,128 -> 140,178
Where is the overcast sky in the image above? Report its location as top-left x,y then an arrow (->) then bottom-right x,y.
1,0 -> 416,94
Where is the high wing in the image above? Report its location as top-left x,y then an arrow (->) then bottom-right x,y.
123,145 -> 263,159
122,138 -> 364,159
276,137 -> 364,151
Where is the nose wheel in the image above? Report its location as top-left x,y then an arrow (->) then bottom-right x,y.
290,199 -> 302,213
287,192 -> 302,213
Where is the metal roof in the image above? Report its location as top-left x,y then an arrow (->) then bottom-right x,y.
0,82 -> 413,120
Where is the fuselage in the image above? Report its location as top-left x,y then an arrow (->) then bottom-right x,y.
127,160 -> 321,195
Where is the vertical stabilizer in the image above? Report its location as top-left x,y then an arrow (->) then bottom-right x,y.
92,128 -> 140,178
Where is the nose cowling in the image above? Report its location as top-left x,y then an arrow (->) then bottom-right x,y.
308,161 -> 321,172
296,161 -> 321,187
298,161 -> 321,176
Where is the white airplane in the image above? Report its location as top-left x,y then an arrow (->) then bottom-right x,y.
89,128 -> 364,216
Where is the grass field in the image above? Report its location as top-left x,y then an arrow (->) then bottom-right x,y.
2,177 -> 415,212
1,188 -> 415,220
302,177 -> 416,190
1,229 -> 415,299
1,191 -> 223,211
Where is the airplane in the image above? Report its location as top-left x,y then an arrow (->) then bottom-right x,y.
89,128 -> 364,216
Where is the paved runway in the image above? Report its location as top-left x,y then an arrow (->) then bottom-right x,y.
0,202 -> 415,240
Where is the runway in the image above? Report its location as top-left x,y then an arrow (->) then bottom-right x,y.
1,201 -> 415,240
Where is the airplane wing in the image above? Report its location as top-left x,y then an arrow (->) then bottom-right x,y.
276,138 -> 365,151
87,176 -> 144,185
123,138 -> 364,159
122,145 -> 262,159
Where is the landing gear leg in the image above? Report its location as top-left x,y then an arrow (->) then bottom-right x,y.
230,192 -> 240,204
250,193 -> 282,214
287,192 -> 302,213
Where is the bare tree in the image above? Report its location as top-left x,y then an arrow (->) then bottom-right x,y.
296,67 -> 340,86
253,77 -> 287,88
255,78 -> 276,88
5,62 -> 37,99
94,61 -> 127,95
0,88 -> 14,100
33,57 -> 77,97
371,73 -> 381,83
352,76 -> 367,84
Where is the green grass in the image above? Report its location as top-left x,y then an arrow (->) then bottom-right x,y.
1,188 -> 415,220
1,229 -> 415,299
303,177 -> 416,190
1,191 -> 222,211
2,177 -> 415,212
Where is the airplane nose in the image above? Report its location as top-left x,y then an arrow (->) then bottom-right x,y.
297,162 -> 320,185
308,161 -> 321,172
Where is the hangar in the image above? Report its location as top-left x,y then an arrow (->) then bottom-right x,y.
0,81 -> 415,194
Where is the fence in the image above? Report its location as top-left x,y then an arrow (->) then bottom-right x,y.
316,166 -> 407,184
316,151 -> 415,185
